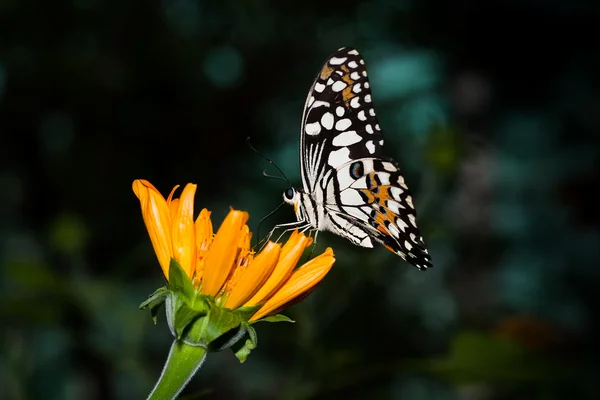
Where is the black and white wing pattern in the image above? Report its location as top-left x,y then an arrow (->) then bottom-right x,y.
293,47 -> 432,270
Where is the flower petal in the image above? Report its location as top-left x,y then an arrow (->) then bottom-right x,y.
225,242 -> 281,309
132,180 -> 173,279
171,183 -> 197,278
166,185 -> 181,221
195,209 -> 213,250
201,209 -> 249,296
244,230 -> 312,306
250,247 -> 335,321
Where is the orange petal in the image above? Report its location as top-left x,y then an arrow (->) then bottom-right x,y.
166,185 -> 181,221
171,183 -> 197,278
195,209 -> 213,249
132,180 -> 173,279
250,247 -> 335,321
201,209 -> 249,296
225,242 -> 281,309
244,231 -> 312,306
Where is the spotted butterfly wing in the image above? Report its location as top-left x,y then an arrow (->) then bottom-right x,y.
285,47 -> 432,270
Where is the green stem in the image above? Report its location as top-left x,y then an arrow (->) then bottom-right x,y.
147,341 -> 207,400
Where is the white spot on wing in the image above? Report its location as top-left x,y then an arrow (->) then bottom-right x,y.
408,214 -> 417,227
314,83 -> 325,93
348,61 -> 358,68
365,140 -> 375,154
379,139 -> 384,145
365,94 -> 372,103
360,237 -> 373,247
305,121 -> 321,136
336,106 -> 345,117
352,83 -> 362,93
312,100 -> 330,108
347,49 -> 359,55
387,200 -> 402,214
321,112 -> 334,130
406,195 -> 414,209
364,82 -> 370,88
382,162 -> 396,172
333,130 -> 361,146
335,118 -> 352,131
332,81 -> 347,92
388,224 -> 400,239
328,147 -> 351,168
350,97 -> 360,108
397,218 -> 408,232
358,110 -> 366,121
390,187 -> 403,200
329,56 -> 347,65
350,71 -> 360,80
369,108 -> 375,116
378,173 -> 391,185
366,124 -> 374,134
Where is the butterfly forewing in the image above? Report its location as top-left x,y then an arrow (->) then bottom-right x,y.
300,48 -> 384,193
297,47 -> 432,270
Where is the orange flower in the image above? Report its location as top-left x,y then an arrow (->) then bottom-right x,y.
133,179 -> 335,320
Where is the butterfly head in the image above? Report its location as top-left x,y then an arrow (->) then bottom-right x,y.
283,187 -> 301,213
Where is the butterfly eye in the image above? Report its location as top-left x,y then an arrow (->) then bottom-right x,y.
284,188 -> 295,200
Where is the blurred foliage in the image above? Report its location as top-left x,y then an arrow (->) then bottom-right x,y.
1,0 -> 599,399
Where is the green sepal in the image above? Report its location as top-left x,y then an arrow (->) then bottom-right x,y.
139,286 -> 169,324
254,313 -> 295,323
233,304 -> 262,321
180,303 -> 245,348
167,292 -> 210,341
167,258 -> 195,301
232,321 -> 258,363
173,303 -> 202,339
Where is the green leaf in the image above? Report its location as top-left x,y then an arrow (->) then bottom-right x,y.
232,323 -> 258,363
255,313 -> 295,323
139,286 -> 169,324
167,258 -> 195,301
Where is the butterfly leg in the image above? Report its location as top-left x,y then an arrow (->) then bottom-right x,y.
259,220 -> 308,250
274,222 -> 313,243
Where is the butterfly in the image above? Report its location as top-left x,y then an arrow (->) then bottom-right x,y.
277,47 -> 432,270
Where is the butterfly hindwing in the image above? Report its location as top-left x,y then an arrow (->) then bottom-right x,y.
324,158 -> 431,268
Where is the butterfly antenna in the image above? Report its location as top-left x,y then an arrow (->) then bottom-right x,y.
255,201 -> 286,248
262,169 -> 289,182
246,137 -> 292,187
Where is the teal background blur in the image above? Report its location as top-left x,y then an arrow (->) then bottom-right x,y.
1,1 -> 599,399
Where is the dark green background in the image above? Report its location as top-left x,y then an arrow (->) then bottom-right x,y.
1,1 -> 599,399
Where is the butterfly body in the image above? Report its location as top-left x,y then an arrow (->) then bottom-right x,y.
282,47 -> 432,270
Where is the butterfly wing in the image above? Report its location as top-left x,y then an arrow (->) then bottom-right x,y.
300,47 -> 385,194
325,158 -> 433,270
300,47 -> 432,270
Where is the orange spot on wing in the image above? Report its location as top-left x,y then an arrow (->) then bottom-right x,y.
340,65 -> 357,108
384,244 -> 396,254
320,65 -> 334,80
